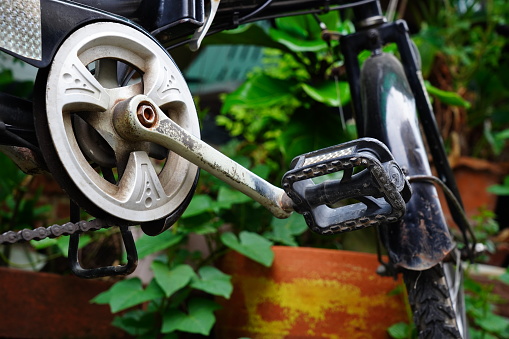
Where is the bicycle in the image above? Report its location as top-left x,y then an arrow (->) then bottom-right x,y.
0,0 -> 477,337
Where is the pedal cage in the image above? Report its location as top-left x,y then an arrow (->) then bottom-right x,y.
282,138 -> 411,235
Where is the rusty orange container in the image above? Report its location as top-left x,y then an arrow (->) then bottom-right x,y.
216,246 -> 407,338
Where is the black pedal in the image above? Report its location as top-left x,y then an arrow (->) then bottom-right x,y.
282,138 -> 411,235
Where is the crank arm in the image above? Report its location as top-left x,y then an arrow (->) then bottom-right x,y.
113,95 -> 293,219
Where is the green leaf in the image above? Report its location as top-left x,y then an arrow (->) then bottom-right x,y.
475,312 -> 509,335
0,153 -> 28,202
30,237 -> 58,250
252,164 -> 271,180
272,14 -> 326,44
162,298 -> 221,335
488,176 -> 509,196
55,234 -> 91,258
387,322 -> 412,339
220,231 -> 274,267
268,27 -> 327,52
181,194 -> 214,218
265,213 -> 308,246
204,24 -> 287,51
424,81 -> 471,108
494,129 -> 509,142
91,278 -> 164,313
136,231 -> 185,259
112,309 -> 157,336
498,269 -> 509,285
301,81 -> 351,107
190,266 -> 233,298
278,110 -> 345,162
222,73 -> 294,112
216,186 -> 252,210
413,35 -> 439,78
469,328 -> 499,339
152,262 -> 196,297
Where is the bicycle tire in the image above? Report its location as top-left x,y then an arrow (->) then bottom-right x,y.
403,261 -> 465,338
358,53 -> 467,338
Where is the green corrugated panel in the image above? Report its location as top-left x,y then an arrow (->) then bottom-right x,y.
185,45 -> 263,94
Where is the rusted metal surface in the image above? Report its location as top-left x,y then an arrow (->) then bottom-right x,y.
137,104 -> 157,128
0,145 -> 45,174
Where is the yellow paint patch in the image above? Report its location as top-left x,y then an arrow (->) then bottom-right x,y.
238,276 -> 402,338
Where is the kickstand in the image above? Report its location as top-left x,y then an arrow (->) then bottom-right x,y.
68,202 -> 138,279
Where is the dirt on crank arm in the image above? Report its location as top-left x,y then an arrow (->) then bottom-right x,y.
113,95 -> 293,219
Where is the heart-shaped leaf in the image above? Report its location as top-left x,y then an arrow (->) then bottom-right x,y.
181,194 -> 214,218
162,298 -> 221,335
220,231 -> 274,267
91,278 -> 164,313
190,266 -> 233,299
112,309 -> 157,336
136,231 -> 184,259
152,262 -> 196,297
265,213 -> 308,246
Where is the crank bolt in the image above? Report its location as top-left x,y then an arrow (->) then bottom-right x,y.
137,104 -> 157,128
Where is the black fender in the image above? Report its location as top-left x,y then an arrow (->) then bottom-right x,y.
359,53 -> 454,270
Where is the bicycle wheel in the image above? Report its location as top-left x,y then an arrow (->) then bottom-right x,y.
359,53 -> 467,338
404,257 -> 466,338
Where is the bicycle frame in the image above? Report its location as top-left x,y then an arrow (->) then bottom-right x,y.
0,0 -> 472,272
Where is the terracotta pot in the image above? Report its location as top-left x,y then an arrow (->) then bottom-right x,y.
440,157 -> 507,223
0,267 -> 129,338
215,246 -> 407,338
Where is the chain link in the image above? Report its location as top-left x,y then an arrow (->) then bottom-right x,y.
0,219 -> 111,245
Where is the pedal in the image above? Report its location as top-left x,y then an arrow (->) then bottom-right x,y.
282,138 -> 411,235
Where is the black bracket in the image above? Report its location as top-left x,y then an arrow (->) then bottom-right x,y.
68,203 -> 138,279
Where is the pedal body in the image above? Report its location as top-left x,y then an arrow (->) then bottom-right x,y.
282,138 -> 411,235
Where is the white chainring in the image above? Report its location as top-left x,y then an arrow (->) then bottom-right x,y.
43,22 -> 199,223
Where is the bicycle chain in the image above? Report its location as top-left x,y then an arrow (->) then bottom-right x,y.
0,219 -> 112,245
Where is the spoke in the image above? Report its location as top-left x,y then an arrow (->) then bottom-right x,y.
144,59 -> 185,108
72,114 -> 117,168
118,151 -> 168,209
75,110 -> 120,152
95,59 -> 119,89
109,81 -> 143,101
59,56 -> 110,112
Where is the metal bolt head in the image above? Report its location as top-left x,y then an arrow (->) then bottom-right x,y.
137,104 -> 157,128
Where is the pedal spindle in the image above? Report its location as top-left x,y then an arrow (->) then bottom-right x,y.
282,138 -> 411,235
